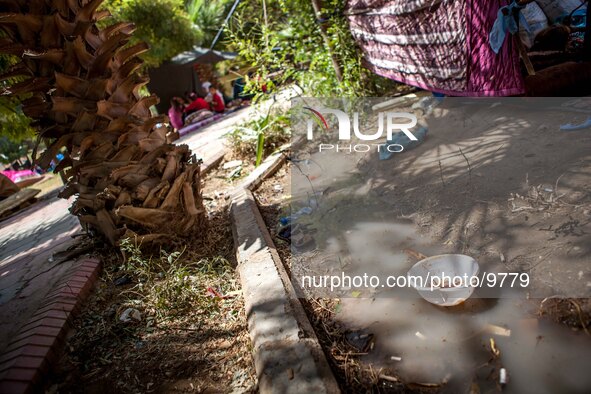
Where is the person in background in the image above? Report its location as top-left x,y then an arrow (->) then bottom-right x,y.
233,76 -> 255,101
201,81 -> 212,100
184,93 -> 209,114
208,85 -> 225,113
168,97 -> 185,130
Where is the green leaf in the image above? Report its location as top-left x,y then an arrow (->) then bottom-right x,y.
101,0 -> 200,66
255,132 -> 265,167
334,302 -> 342,314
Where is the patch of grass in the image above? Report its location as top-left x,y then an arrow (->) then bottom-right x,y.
118,238 -> 236,320
226,108 -> 290,165
49,175 -> 254,392
51,236 -> 254,392
34,173 -> 64,197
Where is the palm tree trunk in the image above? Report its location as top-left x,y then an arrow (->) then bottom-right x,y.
0,0 -> 205,245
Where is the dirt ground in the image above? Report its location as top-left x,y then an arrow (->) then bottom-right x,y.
253,96 -> 591,392
48,157 -> 258,394
255,163 -> 410,392
355,99 -> 591,300
201,152 -> 256,210
287,98 -> 591,299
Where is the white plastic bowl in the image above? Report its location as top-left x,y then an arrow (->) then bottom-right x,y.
407,254 -> 480,306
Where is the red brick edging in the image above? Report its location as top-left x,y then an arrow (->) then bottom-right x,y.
0,257 -> 101,394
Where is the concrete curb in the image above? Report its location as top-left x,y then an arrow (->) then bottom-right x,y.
230,152 -> 340,393
230,145 -> 290,197
0,257 -> 101,394
200,148 -> 226,176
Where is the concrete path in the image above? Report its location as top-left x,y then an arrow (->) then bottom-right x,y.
178,85 -> 300,163
0,196 -> 80,355
177,106 -> 254,163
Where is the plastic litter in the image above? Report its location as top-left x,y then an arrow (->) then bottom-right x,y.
222,160 -> 243,169
135,340 -> 146,349
278,225 -> 291,239
379,374 -> 399,383
119,308 -> 141,323
499,367 -> 508,385
114,275 -> 131,286
291,229 -> 316,252
407,254 -> 480,306
206,287 -> 224,298
486,324 -> 512,337
279,206 -> 313,225
227,167 -> 242,179
560,116 -> 591,131
279,217 -> 290,226
489,1 -> 527,54
490,338 -> 501,357
296,206 -> 313,216
411,96 -> 441,115
345,330 -> 375,352
415,331 -> 427,340
379,126 -> 428,161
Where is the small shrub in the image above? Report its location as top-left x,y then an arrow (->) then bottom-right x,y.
226,109 -> 290,165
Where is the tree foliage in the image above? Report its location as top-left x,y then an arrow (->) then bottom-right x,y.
185,0 -> 231,48
0,52 -> 35,143
0,97 -> 35,143
102,0 -> 201,66
0,136 -> 28,165
228,0 -> 396,97
1,0 -> 205,244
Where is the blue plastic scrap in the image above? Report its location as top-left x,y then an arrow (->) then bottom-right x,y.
379,126 -> 428,161
279,206 -> 313,225
560,116 -> 591,131
489,1 -> 528,54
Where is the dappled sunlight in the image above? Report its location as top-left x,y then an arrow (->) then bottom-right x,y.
290,97 -> 591,390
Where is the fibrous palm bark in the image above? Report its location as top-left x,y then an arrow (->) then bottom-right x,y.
0,0 -> 205,245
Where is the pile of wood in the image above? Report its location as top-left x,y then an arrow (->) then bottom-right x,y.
0,188 -> 40,221
0,0 -> 205,244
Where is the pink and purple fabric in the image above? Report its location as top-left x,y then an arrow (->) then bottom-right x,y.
346,0 -> 526,96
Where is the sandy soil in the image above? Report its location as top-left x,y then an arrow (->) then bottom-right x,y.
253,98 -> 591,393
290,97 -> 591,298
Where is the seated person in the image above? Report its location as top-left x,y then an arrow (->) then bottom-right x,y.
201,81 -> 212,100
232,76 -> 253,101
168,97 -> 184,130
184,95 -> 209,114
233,77 -> 245,100
208,86 -> 225,113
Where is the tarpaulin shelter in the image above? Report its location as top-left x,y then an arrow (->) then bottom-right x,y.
148,47 -> 236,113
346,0 -> 591,96
171,47 -> 237,65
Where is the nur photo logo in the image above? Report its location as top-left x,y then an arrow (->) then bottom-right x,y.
303,106 -> 419,153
